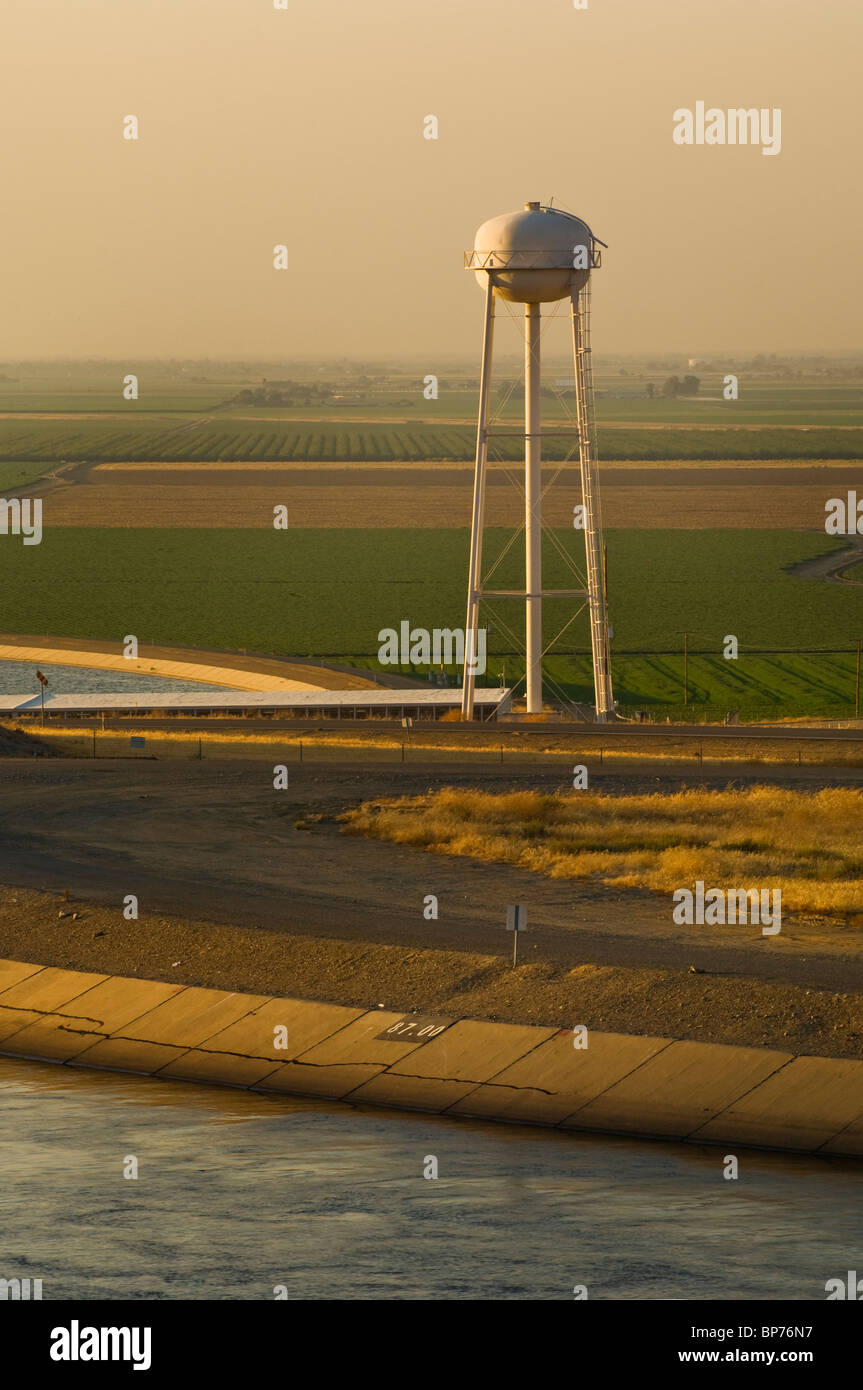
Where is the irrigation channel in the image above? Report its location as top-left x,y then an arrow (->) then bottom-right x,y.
1,1055 -> 860,1301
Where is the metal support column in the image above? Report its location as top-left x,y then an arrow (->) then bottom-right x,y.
525,301 -> 542,713
461,276 -> 495,719
571,285 -> 614,721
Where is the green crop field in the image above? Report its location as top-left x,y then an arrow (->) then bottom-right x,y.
589,388 -> 863,427
0,364 -> 253,414
0,461 -> 56,494
2,527 -> 862,719
211,387 -> 863,427
2,417 -> 863,465
3,361 -> 863,426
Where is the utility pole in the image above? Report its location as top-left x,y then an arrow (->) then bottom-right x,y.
856,638 -> 861,719
683,631 -> 689,707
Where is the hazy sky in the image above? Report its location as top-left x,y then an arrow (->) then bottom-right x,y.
2,0 -> 861,358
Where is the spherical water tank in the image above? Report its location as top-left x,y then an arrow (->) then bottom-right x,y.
469,202 -> 597,304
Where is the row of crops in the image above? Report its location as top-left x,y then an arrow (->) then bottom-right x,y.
2,419 -> 863,464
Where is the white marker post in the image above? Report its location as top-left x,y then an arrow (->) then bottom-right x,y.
507,904 -> 528,966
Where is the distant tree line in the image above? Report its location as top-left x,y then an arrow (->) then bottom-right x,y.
230,380 -> 336,407
655,375 -> 701,398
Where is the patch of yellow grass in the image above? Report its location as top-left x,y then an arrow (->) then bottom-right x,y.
343,785 -> 863,915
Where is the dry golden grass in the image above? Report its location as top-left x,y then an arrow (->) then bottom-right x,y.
343,785 -> 863,915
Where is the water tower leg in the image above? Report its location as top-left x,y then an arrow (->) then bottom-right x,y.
571,287 -> 614,721
525,302 -> 542,713
461,277 -> 495,719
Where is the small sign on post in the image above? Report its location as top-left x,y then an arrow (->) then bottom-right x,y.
36,669 -> 49,725
506,903 -> 527,966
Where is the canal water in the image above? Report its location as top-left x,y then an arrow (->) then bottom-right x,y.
0,661 -> 230,697
1,1056 -> 860,1301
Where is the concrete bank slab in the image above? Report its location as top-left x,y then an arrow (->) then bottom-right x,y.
347,1071 -> 479,1112
0,960 -> 44,994
449,1031 -> 671,1126
821,1112 -> 863,1157
0,962 -> 110,1046
185,998 -> 360,1061
69,986 -> 272,1077
1,959 -> 862,1158
0,978 -> 187,1063
71,1037 -> 190,1075
254,1009 -> 428,1100
0,1015 -> 109,1061
691,1056 -> 863,1151
114,987 -> 269,1048
388,1020 -> 556,1083
159,1051 -> 283,1088
0,966 -> 107,1014
0,1008 -> 46,1043
50,976 -> 187,1032
564,1040 -> 793,1139
350,1020 -> 558,1112
160,999 -> 363,1087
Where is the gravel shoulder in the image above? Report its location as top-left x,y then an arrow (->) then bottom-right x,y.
1,884 -> 862,1060
0,758 -> 861,1060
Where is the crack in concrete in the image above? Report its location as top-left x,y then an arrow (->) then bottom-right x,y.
0,1004 -> 107,1029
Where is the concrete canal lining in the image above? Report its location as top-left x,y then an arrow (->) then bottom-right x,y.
1,957 -> 862,1156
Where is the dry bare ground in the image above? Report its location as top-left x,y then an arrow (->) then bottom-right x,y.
34,459 -> 852,528
39,484 -> 839,528
0,885 -> 862,1059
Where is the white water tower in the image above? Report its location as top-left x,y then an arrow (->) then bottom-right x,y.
460,201 -> 614,722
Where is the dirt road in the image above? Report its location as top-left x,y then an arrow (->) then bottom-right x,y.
0,759 -> 860,992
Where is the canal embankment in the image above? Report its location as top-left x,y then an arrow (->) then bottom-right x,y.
1,954 -> 862,1157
